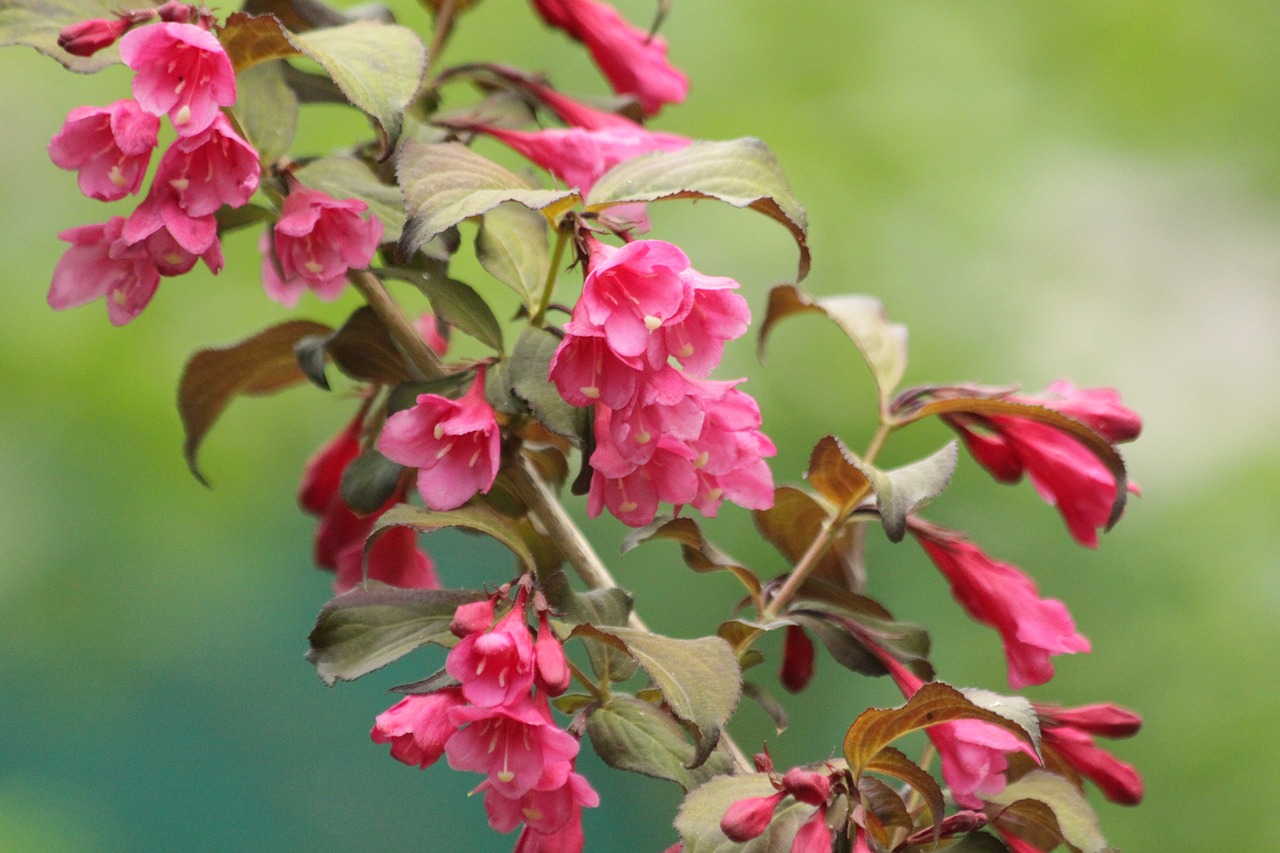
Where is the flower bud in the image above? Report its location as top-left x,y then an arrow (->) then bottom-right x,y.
719,792 -> 785,842
779,624 -> 815,693
790,808 -> 831,853
780,767 -> 829,806
1042,703 -> 1142,738
534,611 -> 572,696
451,598 -> 496,637
57,17 -> 130,56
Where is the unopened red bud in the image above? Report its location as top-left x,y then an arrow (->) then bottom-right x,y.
534,611 -> 571,695
780,767 -> 830,806
1045,703 -> 1142,738
779,624 -> 816,693
450,598 -> 495,637
720,792 -> 785,842
57,17 -> 130,56
753,751 -> 774,774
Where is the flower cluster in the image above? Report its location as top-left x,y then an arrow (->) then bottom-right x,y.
372,585 -> 598,852
48,17 -> 250,324
298,406 -> 438,593
549,238 -> 775,526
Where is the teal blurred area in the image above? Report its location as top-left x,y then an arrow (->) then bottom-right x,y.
3,0 -> 1278,849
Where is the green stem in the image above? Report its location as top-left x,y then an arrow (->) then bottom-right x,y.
532,220 -> 571,327
421,0 -> 458,90
762,514 -> 842,620
566,657 -> 608,704
862,421 -> 894,465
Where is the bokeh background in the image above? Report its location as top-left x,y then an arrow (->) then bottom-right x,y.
3,0 -> 1278,849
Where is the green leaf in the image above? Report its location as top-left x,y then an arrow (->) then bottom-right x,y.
290,20 -> 426,154
906,396 -> 1131,532
509,327 -> 584,443
586,695 -> 732,791
938,833 -> 1013,852
339,448 -> 403,513
758,286 -> 907,403
570,625 -> 740,768
0,0 -> 123,72
863,745 -> 946,840
306,584 -> 487,685
476,202 -> 550,311
295,155 -> 408,243
228,59 -> 299,165
863,441 -> 958,542
179,320 -> 332,485
622,515 -> 762,602
988,771 -> 1111,853
547,577 -> 636,683
741,681 -> 788,733
585,138 -> 810,280
381,267 -> 504,353
397,141 -> 580,260
843,682 -> 1040,778
676,774 -> 814,853
372,503 -> 535,571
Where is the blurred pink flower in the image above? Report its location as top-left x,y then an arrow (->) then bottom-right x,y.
48,217 -> 159,325
476,124 -> 688,193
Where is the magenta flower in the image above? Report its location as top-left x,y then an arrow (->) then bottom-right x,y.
446,694 -> 580,799
579,239 -> 695,357
123,183 -> 222,263
790,809 -> 833,853
446,593 -> 536,708
534,611 -> 571,696
377,372 -> 502,511
548,323 -> 644,408
371,688 -> 467,769
260,187 -> 383,306
720,792 -> 786,842
1036,702 -> 1144,805
333,526 -> 438,592
151,113 -> 260,217
48,99 -> 159,201
530,0 -> 689,116
49,217 -> 160,325
476,124 -> 689,194
483,768 -> 598,835
119,22 -> 236,136
912,524 -> 1090,689
944,382 -> 1141,547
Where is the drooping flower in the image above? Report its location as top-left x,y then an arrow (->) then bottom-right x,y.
48,99 -> 159,201
445,693 -> 580,799
151,113 -> 260,217
119,22 -> 236,136
260,186 -> 383,306
371,688 -> 467,769
333,525 -> 438,592
377,371 -> 502,511
529,0 -> 688,115
484,767 -> 599,835
942,382 -> 1141,547
48,217 -> 160,325
779,624 -> 816,693
790,808 -> 832,853
446,591 -> 536,708
1036,702 -> 1144,805
912,522 -> 1090,689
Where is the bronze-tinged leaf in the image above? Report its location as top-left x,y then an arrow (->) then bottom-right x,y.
741,681 -> 788,734
306,584 -> 487,685
509,327 -> 583,443
863,745 -> 945,840
338,448 -> 403,513
754,486 -> 854,584
817,295 -> 908,406
585,695 -> 731,791
843,682 -> 1039,779
218,12 -> 300,73
240,0 -> 355,33
370,502 -> 536,572
397,141 -> 580,260
622,516 -> 762,602
758,283 -> 826,360
987,771 -> 1112,853
179,320 -> 332,484
570,625 -> 740,768
807,435 -> 873,513
987,796 -> 1064,852
857,776 -> 914,847
546,576 -> 636,682
0,0 -> 126,72
586,138 -> 810,280
321,305 -> 411,385
380,266 -> 505,353
907,397 -> 1131,532
675,774 -> 814,853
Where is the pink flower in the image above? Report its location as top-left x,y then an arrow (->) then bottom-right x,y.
446,694 -> 580,799
578,239 -> 696,358
780,768 -> 830,806
530,0 -> 688,115
879,653 -> 1033,808
371,688 -> 467,768
1036,703 -> 1143,805
48,218 -> 160,325
377,372 -> 502,511
534,611 -> 571,696
790,809 -> 832,853
119,22 -> 236,136
720,792 -> 785,841
476,124 -> 688,193
524,79 -> 642,130
333,525 -> 438,592
123,181 -> 222,262
446,592 -> 536,708
415,312 -> 450,357
548,324 -> 644,408
484,768 -> 599,835
912,524 -> 1089,689
260,187 -> 383,306
151,113 -> 260,217
944,383 -> 1141,547
48,99 -> 159,201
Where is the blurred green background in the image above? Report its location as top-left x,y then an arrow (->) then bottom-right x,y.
3,0 -> 1278,849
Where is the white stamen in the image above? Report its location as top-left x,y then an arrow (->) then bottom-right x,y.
643,314 -> 662,331
174,104 -> 191,126
169,178 -> 189,192
620,501 -> 638,513
635,431 -> 651,445
581,386 -> 600,399
434,423 -> 445,440
108,166 -> 127,187
694,452 -> 710,469
675,343 -> 694,359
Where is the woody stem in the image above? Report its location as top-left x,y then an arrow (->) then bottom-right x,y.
350,269 -> 445,380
